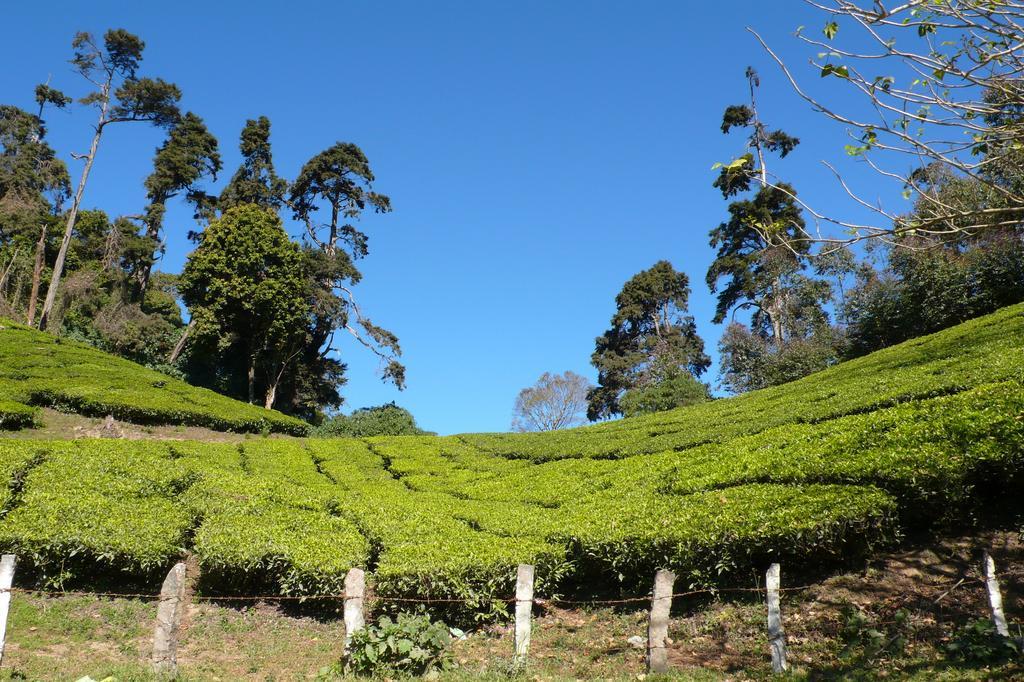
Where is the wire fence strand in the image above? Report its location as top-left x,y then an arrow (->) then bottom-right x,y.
0,570 -> 999,607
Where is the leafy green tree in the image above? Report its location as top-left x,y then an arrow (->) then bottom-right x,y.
38,29 -> 181,330
718,322 -> 843,394
179,205 -> 310,408
588,261 -> 710,420
315,402 -> 432,437
290,142 -> 404,388
844,232 -> 1024,357
218,117 -> 287,213
512,370 -> 592,432
135,112 -> 221,294
45,209 -> 184,366
619,370 -> 709,418
0,105 -> 70,239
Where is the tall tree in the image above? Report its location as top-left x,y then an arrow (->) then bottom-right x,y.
218,116 -> 287,213
512,371 -> 592,432
136,112 -> 220,294
709,70 -> 845,393
706,68 -> 812,347
179,205 -> 310,408
588,261 -> 710,421
289,142 -> 405,388
38,29 -> 181,330
0,104 -> 69,239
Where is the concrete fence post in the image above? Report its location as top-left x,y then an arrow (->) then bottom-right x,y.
513,564 -> 535,667
344,568 -> 366,654
647,568 -> 676,674
152,561 -> 187,675
983,551 -> 1010,638
0,555 -> 16,667
766,562 -> 788,674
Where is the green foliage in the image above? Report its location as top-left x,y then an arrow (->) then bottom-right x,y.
839,605 -> 912,668
718,321 -> 842,393
180,205 -> 311,409
588,260 -> 710,420
0,320 -> 307,434
314,403 -> 431,438
136,111 -> 221,290
0,400 -> 37,431
218,117 -> 287,213
845,228 -> 1024,358
0,105 -> 69,240
0,441 -> 194,587
336,613 -> 455,677
619,370 -> 709,418
945,619 -> 1022,664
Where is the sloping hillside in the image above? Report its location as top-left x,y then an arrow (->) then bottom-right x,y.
0,320 -> 308,434
0,306 -> 1021,615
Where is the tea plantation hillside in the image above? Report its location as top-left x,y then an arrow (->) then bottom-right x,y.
0,320 -> 308,434
0,306 -> 1022,616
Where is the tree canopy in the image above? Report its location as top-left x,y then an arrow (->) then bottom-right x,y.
180,204 -> 310,408
588,261 -> 710,420
512,371 -> 592,432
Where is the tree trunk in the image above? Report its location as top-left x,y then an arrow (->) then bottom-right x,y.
135,218 -> 162,298
26,225 -> 47,326
0,248 -> 20,294
247,354 -> 256,404
38,87 -> 109,331
263,382 -> 277,410
167,318 -> 194,364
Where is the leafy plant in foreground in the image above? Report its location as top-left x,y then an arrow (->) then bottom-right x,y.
327,613 -> 456,677
945,619 -> 1022,664
838,604 -> 912,669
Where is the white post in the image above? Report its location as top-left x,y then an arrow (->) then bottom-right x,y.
766,563 -> 788,674
513,564 -> 534,667
0,555 -> 16,667
647,568 -> 675,674
344,568 -> 366,653
983,551 -> 1010,638
152,561 -> 187,675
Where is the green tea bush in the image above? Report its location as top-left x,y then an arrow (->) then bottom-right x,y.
0,323 -> 308,434
0,399 -> 36,430
194,502 -> 369,596
0,441 -> 193,586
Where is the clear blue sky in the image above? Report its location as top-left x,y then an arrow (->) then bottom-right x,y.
3,1 -> 895,434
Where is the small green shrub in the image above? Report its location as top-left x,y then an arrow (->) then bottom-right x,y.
838,605 -> 912,667
945,619 -> 1022,663
339,613 -> 456,676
